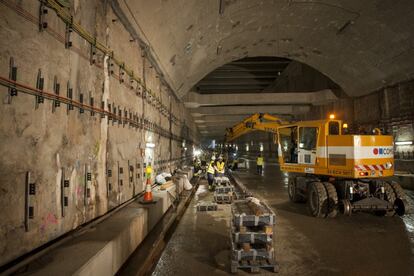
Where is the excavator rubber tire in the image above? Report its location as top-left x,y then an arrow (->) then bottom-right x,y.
307,182 -> 328,218
288,177 -> 305,203
322,182 -> 338,218
390,181 -> 410,216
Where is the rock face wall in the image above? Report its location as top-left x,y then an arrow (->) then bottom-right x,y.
0,0 -> 198,266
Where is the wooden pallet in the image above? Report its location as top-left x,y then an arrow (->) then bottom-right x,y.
215,184 -> 234,194
232,225 -> 273,244
214,193 -> 233,204
196,202 -> 218,211
231,259 -> 279,273
214,176 -> 231,185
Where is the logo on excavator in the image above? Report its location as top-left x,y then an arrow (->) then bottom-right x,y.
373,148 -> 393,155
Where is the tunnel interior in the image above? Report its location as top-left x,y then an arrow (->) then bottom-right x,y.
1,0 -> 414,275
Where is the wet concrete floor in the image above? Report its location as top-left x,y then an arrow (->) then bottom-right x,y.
152,161 -> 414,276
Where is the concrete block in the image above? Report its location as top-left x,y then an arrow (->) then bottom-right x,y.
152,185 -> 177,214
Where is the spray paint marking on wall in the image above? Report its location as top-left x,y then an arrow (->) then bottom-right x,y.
40,213 -> 58,234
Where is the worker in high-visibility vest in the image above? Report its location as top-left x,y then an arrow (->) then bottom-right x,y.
215,156 -> 225,176
207,156 -> 216,190
193,157 -> 202,176
256,154 -> 264,175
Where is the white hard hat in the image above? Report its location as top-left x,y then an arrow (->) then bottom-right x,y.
211,156 -> 216,161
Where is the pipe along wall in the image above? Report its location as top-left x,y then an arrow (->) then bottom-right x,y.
0,0 -> 199,267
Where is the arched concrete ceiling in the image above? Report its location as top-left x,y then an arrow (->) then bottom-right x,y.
117,0 -> 414,98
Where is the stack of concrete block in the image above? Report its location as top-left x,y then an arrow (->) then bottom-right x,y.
214,178 -> 234,204
196,201 -> 218,212
214,176 -> 230,185
230,199 -> 278,273
214,192 -> 234,204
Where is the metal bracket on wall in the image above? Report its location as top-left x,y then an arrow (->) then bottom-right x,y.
118,162 -> 122,204
52,76 -> 60,112
108,53 -> 114,75
61,168 -> 69,217
90,38 -> 97,65
25,172 -> 36,232
35,69 -> 44,109
90,95 -> 95,116
101,101 -> 105,119
79,92 -> 84,114
84,165 -> 91,206
129,73 -> 135,90
6,57 -> 17,104
119,63 -> 125,83
128,109 -> 132,128
118,107 -> 122,126
136,83 -> 141,97
113,105 -> 117,125
123,109 -> 127,127
65,17 -> 73,48
107,165 -> 112,198
128,160 -> 133,188
107,103 -> 112,122
38,1 -> 48,32
67,81 -> 73,113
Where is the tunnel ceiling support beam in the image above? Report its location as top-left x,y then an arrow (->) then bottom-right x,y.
191,105 -> 310,116
184,89 -> 337,108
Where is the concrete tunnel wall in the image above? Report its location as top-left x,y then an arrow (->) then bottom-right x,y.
0,1 -> 199,266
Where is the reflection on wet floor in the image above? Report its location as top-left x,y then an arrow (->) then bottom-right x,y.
153,180 -> 232,276
153,161 -> 414,276
402,190 -> 414,255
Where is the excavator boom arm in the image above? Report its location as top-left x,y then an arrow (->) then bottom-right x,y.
225,113 -> 286,142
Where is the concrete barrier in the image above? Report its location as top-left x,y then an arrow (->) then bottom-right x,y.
18,183 -> 183,276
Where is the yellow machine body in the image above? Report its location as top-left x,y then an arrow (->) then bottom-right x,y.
225,114 -> 394,180
277,120 -> 394,179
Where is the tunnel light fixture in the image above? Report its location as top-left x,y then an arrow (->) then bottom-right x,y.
329,114 -> 335,119
395,141 -> 413,145
342,123 -> 348,129
146,142 -> 155,148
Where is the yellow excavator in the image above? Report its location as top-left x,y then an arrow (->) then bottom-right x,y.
225,113 -> 409,218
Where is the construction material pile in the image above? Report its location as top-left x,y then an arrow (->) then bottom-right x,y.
230,197 -> 278,273
214,176 -> 234,204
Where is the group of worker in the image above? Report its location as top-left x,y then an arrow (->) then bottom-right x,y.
207,155 -> 226,190
194,151 -> 265,191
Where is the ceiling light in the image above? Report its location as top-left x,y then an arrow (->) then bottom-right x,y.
146,142 -> 155,148
395,141 -> 413,145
